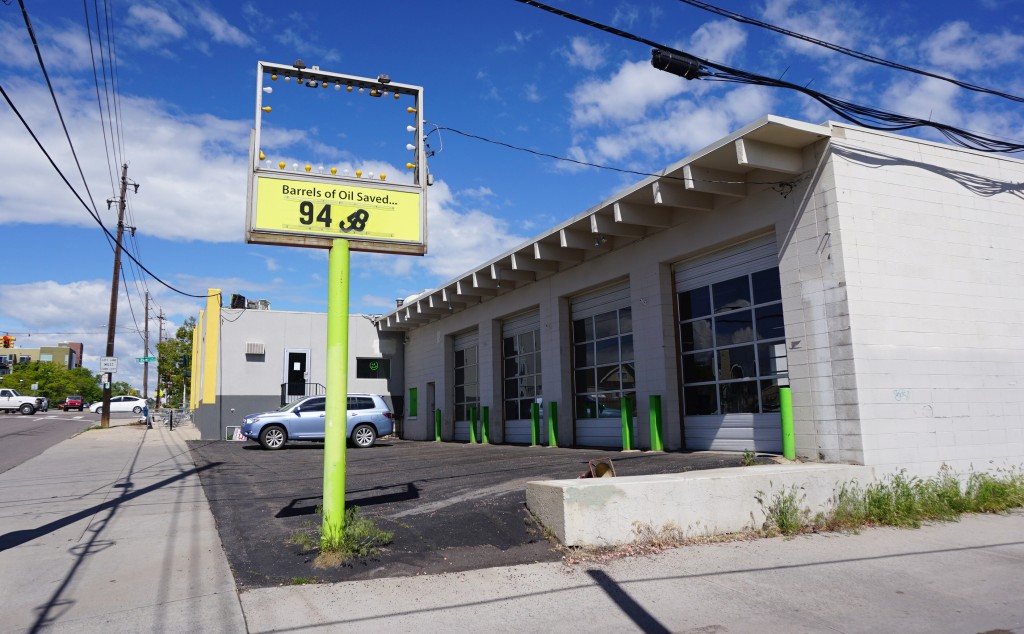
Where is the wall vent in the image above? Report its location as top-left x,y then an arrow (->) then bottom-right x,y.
245,342 -> 265,355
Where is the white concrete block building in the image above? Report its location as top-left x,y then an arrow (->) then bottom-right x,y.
378,116 -> 1024,476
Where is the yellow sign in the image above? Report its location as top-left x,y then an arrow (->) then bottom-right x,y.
253,175 -> 421,243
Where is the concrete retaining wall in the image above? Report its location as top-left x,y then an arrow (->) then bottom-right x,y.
526,463 -> 876,546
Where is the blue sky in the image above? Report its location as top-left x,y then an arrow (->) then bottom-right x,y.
2,0 -> 1023,389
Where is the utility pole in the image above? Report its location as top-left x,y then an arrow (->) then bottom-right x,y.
101,164 -> 135,429
156,310 -> 165,410
143,292 -> 150,401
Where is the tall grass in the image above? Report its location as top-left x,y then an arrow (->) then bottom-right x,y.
760,465 -> 1024,536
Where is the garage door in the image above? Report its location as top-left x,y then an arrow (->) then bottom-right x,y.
571,282 -> 633,448
452,331 -> 478,442
502,311 -> 541,444
674,233 -> 786,452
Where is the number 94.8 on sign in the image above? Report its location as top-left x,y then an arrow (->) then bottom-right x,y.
298,201 -> 369,234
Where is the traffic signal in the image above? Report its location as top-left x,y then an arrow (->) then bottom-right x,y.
2,335 -> 9,348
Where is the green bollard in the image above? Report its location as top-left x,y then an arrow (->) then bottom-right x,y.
469,406 -> 478,444
621,396 -> 634,451
780,387 -> 795,459
649,395 -> 664,452
530,402 -> 540,446
481,406 -> 490,444
434,409 -> 442,442
547,401 -> 558,447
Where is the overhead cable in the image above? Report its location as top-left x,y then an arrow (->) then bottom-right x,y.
675,0 -> 1024,104
512,0 -> 1024,154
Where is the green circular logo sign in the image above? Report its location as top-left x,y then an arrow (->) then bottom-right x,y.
369,361 -> 379,371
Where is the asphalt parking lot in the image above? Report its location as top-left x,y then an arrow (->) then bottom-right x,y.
188,438 -> 772,588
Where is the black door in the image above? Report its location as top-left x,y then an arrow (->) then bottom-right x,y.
287,352 -> 307,396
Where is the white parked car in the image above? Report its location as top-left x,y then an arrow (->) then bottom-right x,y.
90,395 -> 148,414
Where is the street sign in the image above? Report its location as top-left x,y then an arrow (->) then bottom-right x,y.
100,357 -> 118,373
136,356 -> 157,363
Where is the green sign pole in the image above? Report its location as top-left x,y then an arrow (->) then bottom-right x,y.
469,406 -> 478,444
434,409 -> 442,441
321,239 -> 350,550
481,406 -> 490,444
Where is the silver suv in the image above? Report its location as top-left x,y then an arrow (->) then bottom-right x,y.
240,394 -> 394,450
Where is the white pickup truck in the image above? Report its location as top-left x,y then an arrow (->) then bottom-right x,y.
0,388 -> 44,415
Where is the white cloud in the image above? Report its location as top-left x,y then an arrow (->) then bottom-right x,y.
920,21 -> 1024,71
881,76 -> 962,127
571,60 -> 687,126
0,19 -> 97,72
612,5 -> 640,29
688,21 -> 747,64
760,0 -> 863,57
580,85 -> 776,164
562,37 -> 607,71
461,186 -> 496,199
195,7 -> 253,46
126,5 -> 187,49
524,84 -> 542,103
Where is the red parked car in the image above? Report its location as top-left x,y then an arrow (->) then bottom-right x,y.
64,395 -> 84,412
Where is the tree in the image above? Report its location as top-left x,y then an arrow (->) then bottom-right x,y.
156,316 -> 195,408
0,362 -> 102,403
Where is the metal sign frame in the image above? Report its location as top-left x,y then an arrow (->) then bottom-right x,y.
245,61 -> 427,255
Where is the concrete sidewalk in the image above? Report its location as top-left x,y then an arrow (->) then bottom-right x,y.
0,419 -> 245,633
2,419 -> 1023,634
241,511 -> 1024,633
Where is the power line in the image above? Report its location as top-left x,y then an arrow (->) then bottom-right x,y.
83,0 -> 116,195
512,0 -> 1024,154
0,83 -> 218,299
674,0 -> 1024,104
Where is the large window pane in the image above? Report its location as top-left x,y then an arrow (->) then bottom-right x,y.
720,381 -> 759,413
505,401 -> 519,421
712,276 -> 751,313
755,304 -> 785,340
683,352 -> 715,382
573,318 -> 593,342
504,357 -> 519,378
454,367 -> 465,384
594,311 -> 619,339
575,343 -> 594,367
503,336 -> 517,357
715,309 -> 753,345
760,379 -> 781,412
619,308 -> 632,334
684,385 -> 718,415
681,318 -> 713,351
620,335 -> 633,362
679,287 -> 711,320
752,267 -> 781,304
718,345 -> 756,380
575,369 -> 596,393
521,400 -> 537,420
595,338 -> 618,365
518,331 -> 535,353
454,349 -> 465,367
620,363 -> 635,389
758,342 -> 788,376
576,395 -> 598,419
596,393 -> 623,418
505,378 -> 518,398
596,365 -> 620,391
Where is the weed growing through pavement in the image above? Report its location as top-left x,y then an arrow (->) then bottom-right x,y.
313,507 -> 394,569
758,465 -> 1024,536
286,531 -> 315,553
289,577 -> 314,585
741,449 -> 757,467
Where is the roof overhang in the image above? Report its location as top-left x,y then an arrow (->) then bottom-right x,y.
376,115 -> 830,332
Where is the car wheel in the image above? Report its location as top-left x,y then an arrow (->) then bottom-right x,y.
94,407 -> 103,414
20,403 -> 35,415
132,406 -> 143,414
259,425 -> 287,450
351,424 -> 377,448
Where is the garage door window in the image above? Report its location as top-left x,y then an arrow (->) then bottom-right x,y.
453,345 -> 478,422
503,330 -> 541,421
679,267 -> 787,415
573,307 -> 634,418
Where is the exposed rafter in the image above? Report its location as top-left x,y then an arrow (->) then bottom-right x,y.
682,165 -> 746,198
735,138 -> 804,174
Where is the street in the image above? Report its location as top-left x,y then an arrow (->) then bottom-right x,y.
0,410 -> 95,474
